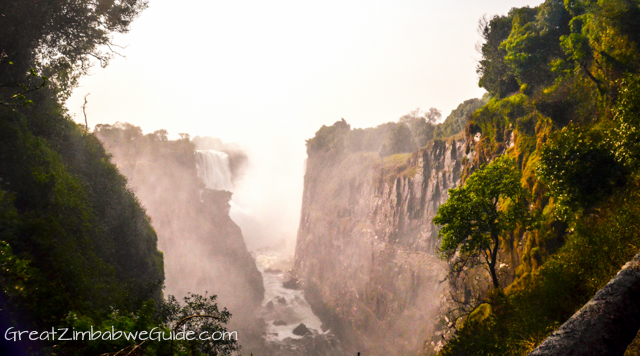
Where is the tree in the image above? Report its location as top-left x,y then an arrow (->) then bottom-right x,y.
477,14 -> 520,98
161,293 -> 239,356
379,123 -> 416,157
0,0 -> 148,102
501,1 -> 570,91
434,156 -> 531,289
398,107 -> 441,147
538,125 -> 628,219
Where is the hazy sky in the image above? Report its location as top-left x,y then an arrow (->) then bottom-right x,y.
66,0 -> 544,251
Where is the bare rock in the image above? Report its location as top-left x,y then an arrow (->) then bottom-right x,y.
292,323 -> 311,336
283,277 -> 301,290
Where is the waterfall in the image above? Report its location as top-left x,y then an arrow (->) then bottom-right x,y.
195,150 -> 233,190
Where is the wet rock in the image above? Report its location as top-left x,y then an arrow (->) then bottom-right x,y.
273,320 -> 287,326
262,329 -> 346,356
266,301 -> 274,310
293,295 -> 305,305
294,139 -> 467,355
265,268 -> 282,274
282,277 -> 301,290
275,296 -> 287,305
292,323 -> 311,336
321,322 -> 330,332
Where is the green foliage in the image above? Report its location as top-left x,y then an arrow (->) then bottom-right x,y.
440,183 -> 640,356
439,295 -> 511,356
442,0 -> 640,354
160,293 -> 239,356
560,33 -> 590,63
399,107 -> 440,146
0,0 -> 162,345
0,68 -> 50,108
306,119 -> 351,154
435,97 -> 488,139
476,0 -> 640,99
56,294 -> 238,356
307,118 -> 425,157
614,75 -> 640,169
307,101 -> 478,158
435,156 -> 532,289
0,89 -> 164,354
537,125 -> 628,218
470,93 -> 531,157
0,0 -> 148,100
501,3 -> 569,91
477,14 -> 520,97
379,122 -> 417,157
0,238 -> 36,304
533,75 -> 601,126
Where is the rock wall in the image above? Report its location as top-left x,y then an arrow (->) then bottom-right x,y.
95,127 -> 264,351
294,139 -> 471,355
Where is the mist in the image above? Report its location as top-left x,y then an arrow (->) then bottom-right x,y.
62,1 -> 547,354
228,145 -> 305,253
9,0 -> 635,355
189,135 -> 304,252
66,0 -> 546,258
94,124 -> 267,351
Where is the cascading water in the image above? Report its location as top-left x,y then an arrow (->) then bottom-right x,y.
195,149 -> 244,214
194,148 -> 343,355
253,250 -> 344,355
195,150 -> 233,191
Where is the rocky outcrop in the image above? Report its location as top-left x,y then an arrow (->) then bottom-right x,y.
528,252 -> 640,356
294,139 -> 471,355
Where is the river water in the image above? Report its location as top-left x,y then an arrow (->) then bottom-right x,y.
252,250 -> 346,356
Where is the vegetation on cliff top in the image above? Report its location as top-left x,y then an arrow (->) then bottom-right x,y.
306,96 -> 486,161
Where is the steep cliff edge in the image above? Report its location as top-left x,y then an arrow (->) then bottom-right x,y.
294,138 -> 471,355
94,123 -> 264,350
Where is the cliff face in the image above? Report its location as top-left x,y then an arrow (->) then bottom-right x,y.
294,139 -> 470,355
94,124 -> 264,349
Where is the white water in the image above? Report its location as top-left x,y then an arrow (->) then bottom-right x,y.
195,150 -> 233,190
194,149 -> 329,345
254,251 -> 327,342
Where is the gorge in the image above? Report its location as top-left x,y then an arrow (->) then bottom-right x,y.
95,124 -> 266,352
293,119 -> 473,355
7,0 -> 640,354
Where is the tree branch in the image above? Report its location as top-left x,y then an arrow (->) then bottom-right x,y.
170,314 -> 224,356
82,93 -> 90,130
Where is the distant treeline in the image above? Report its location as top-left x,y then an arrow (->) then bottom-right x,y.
92,123 -> 249,184
306,97 -> 487,157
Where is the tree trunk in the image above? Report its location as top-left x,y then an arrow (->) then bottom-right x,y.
528,251 -> 640,356
488,233 -> 500,289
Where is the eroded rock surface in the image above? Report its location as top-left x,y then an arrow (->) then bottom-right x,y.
294,139 -> 470,355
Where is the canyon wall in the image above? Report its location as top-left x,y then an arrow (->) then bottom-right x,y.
94,124 -> 264,350
294,138 -> 471,355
